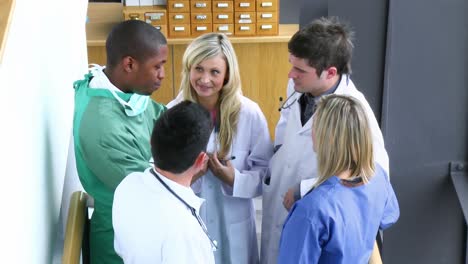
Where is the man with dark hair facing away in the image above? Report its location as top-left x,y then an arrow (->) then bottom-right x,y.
72,20 -> 168,263
113,101 -> 215,264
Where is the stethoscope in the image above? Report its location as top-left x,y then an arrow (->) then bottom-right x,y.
278,75 -> 350,112
278,91 -> 298,111
150,168 -> 218,251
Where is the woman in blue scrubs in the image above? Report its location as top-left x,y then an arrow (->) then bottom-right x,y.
278,94 -> 400,264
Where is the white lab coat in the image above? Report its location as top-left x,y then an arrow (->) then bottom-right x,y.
260,76 -> 389,264
168,95 -> 273,264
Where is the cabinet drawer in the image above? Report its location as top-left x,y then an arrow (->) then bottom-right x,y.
168,12 -> 191,24
153,24 -> 168,37
145,11 -> 167,25
167,1 -> 190,13
257,22 -> 278,36
213,12 -> 234,24
168,23 -> 191,38
191,23 -> 213,37
256,11 -> 277,23
234,11 -> 256,24
213,1 -> 234,12
234,0 -> 256,12
234,23 -> 255,36
191,13 -> 213,24
190,0 -> 212,12
256,0 -> 278,11
213,24 -> 234,35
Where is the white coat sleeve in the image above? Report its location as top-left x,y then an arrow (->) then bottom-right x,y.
274,79 -> 295,148
224,104 -> 273,198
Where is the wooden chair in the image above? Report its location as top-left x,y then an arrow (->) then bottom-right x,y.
62,191 -> 91,264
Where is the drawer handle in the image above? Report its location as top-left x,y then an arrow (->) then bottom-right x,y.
261,24 -> 273,29
261,2 -> 273,7
196,15 -> 208,20
261,13 -> 273,18
146,13 -> 163,20
174,26 -> 185,31
174,14 -> 184,19
197,26 -> 208,31
217,3 -> 229,7
218,14 -> 229,19
240,26 -> 250,31
240,3 -> 250,7
129,14 -> 140,20
195,3 -> 207,8
174,3 -> 184,8
240,14 -> 251,19
218,25 -> 229,31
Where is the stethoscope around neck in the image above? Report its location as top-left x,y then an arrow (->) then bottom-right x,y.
278,91 -> 298,111
149,168 -> 218,251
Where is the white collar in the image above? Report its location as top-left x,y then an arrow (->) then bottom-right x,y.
144,168 -> 205,212
88,64 -> 121,92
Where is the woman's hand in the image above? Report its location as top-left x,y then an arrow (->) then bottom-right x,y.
283,188 -> 296,211
208,152 -> 235,186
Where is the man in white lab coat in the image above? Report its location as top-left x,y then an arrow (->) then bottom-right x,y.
113,101 -> 215,264
260,17 -> 390,264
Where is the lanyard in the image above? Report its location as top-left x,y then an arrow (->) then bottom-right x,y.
150,169 -> 218,251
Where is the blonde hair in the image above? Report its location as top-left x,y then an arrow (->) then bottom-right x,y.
312,94 -> 375,187
179,33 -> 242,158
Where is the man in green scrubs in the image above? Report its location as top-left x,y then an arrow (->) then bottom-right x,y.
72,20 -> 168,263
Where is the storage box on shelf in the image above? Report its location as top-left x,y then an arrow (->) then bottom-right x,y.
256,0 -> 278,35
167,0 -> 191,37
190,0 -> 212,37
212,1 -> 234,35
122,6 -> 168,37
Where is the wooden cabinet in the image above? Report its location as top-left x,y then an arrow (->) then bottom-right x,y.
86,3 -> 297,139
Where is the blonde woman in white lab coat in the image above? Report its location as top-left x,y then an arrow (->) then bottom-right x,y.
168,33 -> 273,264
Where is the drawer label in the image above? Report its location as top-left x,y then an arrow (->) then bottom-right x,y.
196,15 -> 208,20
217,3 -> 229,7
174,14 -> 184,19
218,25 -> 229,31
261,24 -> 273,29
195,3 -> 207,8
240,3 -> 250,7
146,13 -> 164,20
261,13 -> 273,18
174,26 -> 185,31
240,26 -> 250,30
197,26 -> 208,31
174,3 -> 184,8
261,2 -> 273,7
218,14 -> 229,19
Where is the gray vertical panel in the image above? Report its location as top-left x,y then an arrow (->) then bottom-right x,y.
382,0 -> 468,263
298,0 -> 328,28
328,0 -> 388,122
279,0 -> 300,24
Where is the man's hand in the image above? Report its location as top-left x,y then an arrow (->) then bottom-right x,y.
283,188 -> 296,211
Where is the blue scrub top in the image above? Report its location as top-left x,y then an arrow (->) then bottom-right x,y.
278,164 -> 399,264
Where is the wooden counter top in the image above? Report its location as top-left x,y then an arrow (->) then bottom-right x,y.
86,3 -> 298,46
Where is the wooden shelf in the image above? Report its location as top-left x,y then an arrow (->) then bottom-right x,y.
86,3 -> 298,46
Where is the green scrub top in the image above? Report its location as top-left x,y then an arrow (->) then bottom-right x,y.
73,72 -> 166,263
